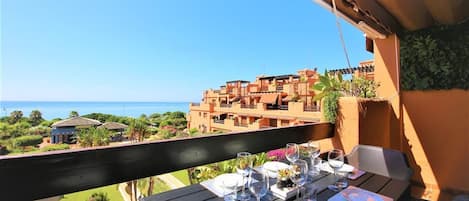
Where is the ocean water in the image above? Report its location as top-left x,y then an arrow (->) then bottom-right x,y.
0,101 -> 190,120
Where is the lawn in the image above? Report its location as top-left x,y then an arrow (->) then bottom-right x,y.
171,169 -> 190,185
61,184 -> 123,201
138,177 -> 171,196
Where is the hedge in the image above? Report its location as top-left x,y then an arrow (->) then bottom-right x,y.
41,144 -> 70,152
400,20 -> 469,90
13,135 -> 43,147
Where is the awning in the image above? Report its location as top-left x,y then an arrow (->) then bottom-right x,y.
259,94 -> 278,104
237,113 -> 262,117
296,117 -> 320,122
262,115 -> 296,120
210,112 -> 227,116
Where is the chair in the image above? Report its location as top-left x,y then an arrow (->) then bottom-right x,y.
346,145 -> 413,181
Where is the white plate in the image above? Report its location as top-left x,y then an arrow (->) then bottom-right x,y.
213,173 -> 245,189
319,162 -> 355,173
262,161 -> 289,178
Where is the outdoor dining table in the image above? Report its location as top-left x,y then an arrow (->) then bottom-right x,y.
143,169 -> 410,201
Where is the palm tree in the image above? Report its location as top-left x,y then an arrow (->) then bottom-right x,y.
29,110 -> 43,126
69,111 -> 79,118
9,110 -> 23,124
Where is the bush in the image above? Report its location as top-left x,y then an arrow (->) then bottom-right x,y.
41,144 -> 70,152
88,192 -> 110,201
400,20 -> 469,90
13,135 -> 43,148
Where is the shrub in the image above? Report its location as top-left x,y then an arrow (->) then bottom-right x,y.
88,192 -> 110,201
41,144 -> 70,152
14,135 -> 43,147
13,135 -> 43,148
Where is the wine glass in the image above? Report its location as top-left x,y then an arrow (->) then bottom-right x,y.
248,171 -> 269,201
308,141 -> 321,159
236,152 -> 252,201
327,149 -> 345,191
222,179 -> 240,201
289,159 -> 308,201
285,143 -> 299,163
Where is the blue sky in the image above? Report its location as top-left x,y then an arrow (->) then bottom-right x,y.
1,0 -> 372,102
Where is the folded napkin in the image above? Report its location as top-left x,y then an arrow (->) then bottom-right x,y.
200,173 -> 256,197
318,162 -> 355,173
328,186 -> 393,201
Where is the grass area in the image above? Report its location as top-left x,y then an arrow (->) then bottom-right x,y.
61,184 -> 123,201
171,170 -> 190,185
137,177 -> 171,197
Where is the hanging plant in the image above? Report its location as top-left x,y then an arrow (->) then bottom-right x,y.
313,71 -> 380,123
312,70 -> 345,123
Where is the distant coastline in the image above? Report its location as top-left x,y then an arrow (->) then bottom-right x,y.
0,101 -> 190,120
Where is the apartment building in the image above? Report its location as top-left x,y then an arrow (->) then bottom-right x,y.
188,61 -> 375,133
187,68 -> 325,133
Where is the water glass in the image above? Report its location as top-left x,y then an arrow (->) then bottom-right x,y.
248,171 -> 269,201
309,157 -> 322,177
285,143 -> 299,163
335,171 -> 349,189
222,179 -> 239,201
236,152 -> 253,201
304,184 -> 319,201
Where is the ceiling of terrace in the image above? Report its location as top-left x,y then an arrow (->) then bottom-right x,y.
319,0 -> 469,34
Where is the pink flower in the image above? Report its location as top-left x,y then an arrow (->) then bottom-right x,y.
267,148 -> 286,161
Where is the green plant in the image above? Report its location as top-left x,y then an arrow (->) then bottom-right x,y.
41,143 -> 70,152
13,135 -> 43,150
313,71 -> 345,123
347,76 -> 380,98
400,20 -> 469,90
87,192 -> 110,201
29,110 -> 44,126
77,127 -> 110,147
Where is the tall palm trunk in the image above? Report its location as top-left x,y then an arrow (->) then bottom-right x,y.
147,176 -> 154,196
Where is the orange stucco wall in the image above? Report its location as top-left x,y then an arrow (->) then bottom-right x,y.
373,34 -> 469,199
374,34 -> 402,150
402,89 -> 469,193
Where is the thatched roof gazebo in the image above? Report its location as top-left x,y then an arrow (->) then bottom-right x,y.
98,122 -> 128,142
52,117 -> 102,128
98,122 -> 128,131
51,117 -> 102,144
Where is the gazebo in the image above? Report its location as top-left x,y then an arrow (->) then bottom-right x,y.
51,117 -> 102,144
98,122 -> 128,141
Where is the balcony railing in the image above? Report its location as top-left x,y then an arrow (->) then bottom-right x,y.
213,119 -> 225,124
235,122 -> 248,127
240,104 -> 257,109
191,103 -> 201,106
276,85 -> 283,91
279,105 -> 288,110
304,105 -> 320,112
0,123 -> 334,201
220,103 -> 232,108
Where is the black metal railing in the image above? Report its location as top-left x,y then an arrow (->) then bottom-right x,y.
0,123 -> 334,201
279,105 -> 288,110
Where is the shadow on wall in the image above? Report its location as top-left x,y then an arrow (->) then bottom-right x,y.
402,90 -> 469,200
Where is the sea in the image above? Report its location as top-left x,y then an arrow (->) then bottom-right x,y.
0,101 -> 190,120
